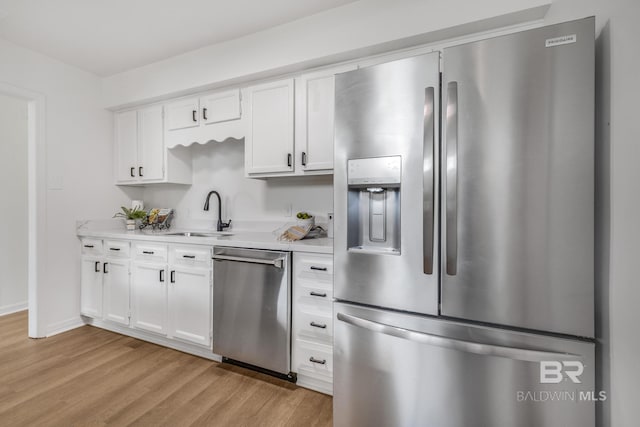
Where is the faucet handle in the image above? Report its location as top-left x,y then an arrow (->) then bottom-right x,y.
220,219 -> 232,230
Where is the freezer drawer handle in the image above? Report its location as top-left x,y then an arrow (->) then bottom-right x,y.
336,312 -> 582,363
309,291 -> 327,298
309,357 -> 326,365
213,254 -> 284,269
445,81 -> 459,275
310,321 -> 327,329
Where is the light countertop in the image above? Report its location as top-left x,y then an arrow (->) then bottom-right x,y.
77,221 -> 333,254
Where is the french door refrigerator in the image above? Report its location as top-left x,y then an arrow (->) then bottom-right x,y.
333,17 -> 595,427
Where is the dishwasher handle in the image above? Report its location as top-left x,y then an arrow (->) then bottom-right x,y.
213,254 -> 285,269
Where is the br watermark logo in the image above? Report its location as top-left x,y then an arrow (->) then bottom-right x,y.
515,360 -> 607,402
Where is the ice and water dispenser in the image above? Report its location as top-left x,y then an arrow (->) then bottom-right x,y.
347,156 -> 401,255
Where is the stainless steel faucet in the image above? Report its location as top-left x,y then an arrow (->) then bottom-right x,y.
203,190 -> 231,232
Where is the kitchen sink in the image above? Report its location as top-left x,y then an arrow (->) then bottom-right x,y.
164,231 -> 234,237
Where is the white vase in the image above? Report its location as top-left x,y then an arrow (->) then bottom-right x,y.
126,219 -> 136,231
296,216 -> 315,228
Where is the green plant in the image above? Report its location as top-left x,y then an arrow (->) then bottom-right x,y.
113,206 -> 147,220
296,212 -> 312,219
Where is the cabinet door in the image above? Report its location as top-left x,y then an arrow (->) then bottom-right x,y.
166,97 -> 200,131
115,110 -> 138,182
201,89 -> 241,125
296,73 -> 335,171
81,257 -> 103,318
103,259 -> 130,325
168,267 -> 211,347
131,263 -> 167,335
245,79 -> 294,174
138,105 -> 164,181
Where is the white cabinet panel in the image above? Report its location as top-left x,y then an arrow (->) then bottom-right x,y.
166,97 -> 200,131
115,110 -> 138,182
168,267 -> 211,347
138,105 -> 164,181
81,257 -> 103,318
131,263 -> 167,335
201,89 -> 241,125
245,79 -> 294,174
103,259 -> 130,325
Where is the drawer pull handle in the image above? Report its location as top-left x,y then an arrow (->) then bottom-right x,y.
94,261 -> 100,273
170,270 -> 176,283
310,321 -> 327,329
310,266 -> 327,271
309,357 -> 326,365
182,255 -> 196,259
103,262 -> 109,274
159,269 -> 165,282
309,291 -> 327,298
142,251 -> 155,255
84,244 -> 94,248
109,247 -> 121,251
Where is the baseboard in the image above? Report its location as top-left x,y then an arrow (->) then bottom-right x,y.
0,301 -> 27,316
46,316 -> 85,337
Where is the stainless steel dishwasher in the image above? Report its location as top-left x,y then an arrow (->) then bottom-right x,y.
212,247 -> 294,380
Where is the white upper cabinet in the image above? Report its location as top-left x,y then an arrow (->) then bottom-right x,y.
201,90 -> 241,125
115,110 -> 138,183
138,105 -> 165,181
245,65 -> 356,178
165,89 -> 243,148
166,97 -> 200,131
245,79 -> 295,175
295,65 -> 355,173
114,105 -> 192,185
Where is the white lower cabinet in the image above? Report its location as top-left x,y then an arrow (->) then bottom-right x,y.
80,256 -> 104,318
103,259 -> 131,325
80,239 -> 130,321
131,262 -> 168,335
169,267 -> 212,347
292,252 -> 334,395
167,245 -> 212,347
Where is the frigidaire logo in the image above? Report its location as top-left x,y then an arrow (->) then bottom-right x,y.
540,361 -> 584,384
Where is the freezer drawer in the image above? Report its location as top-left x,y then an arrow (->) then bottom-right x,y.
334,302 -> 595,427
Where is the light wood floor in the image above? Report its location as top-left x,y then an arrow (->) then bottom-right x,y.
0,311 -> 332,426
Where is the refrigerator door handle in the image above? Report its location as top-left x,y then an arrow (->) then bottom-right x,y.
445,81 -> 458,275
336,312 -> 581,363
423,87 -> 435,275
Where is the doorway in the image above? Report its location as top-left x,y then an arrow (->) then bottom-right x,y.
0,83 -> 46,338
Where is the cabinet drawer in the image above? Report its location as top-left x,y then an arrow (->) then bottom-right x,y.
295,310 -> 333,345
81,239 -> 103,256
169,245 -> 212,269
293,340 -> 333,379
133,243 -> 168,263
297,282 -> 333,304
104,240 -> 130,258
294,253 -> 333,284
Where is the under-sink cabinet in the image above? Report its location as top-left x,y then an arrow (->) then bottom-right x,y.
292,252 -> 334,395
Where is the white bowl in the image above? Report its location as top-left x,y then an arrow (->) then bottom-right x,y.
296,217 -> 315,228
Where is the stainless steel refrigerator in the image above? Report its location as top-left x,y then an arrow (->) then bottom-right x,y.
333,17 -> 596,427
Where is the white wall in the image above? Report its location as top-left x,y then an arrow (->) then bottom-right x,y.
102,0 -> 552,108
142,141 -> 333,230
0,93 -> 28,315
0,38 -> 142,335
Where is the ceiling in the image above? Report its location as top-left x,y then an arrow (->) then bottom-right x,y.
0,0 -> 359,77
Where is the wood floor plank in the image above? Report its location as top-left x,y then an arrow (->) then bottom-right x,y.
0,311 -> 332,426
